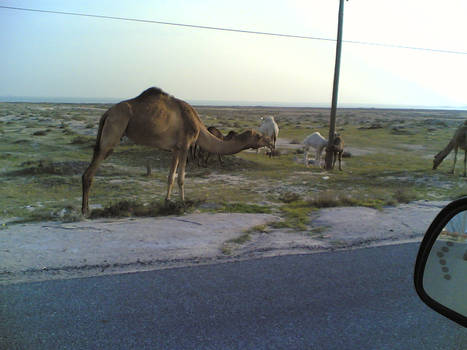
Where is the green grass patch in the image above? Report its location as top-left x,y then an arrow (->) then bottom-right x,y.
211,202 -> 272,214
247,224 -> 269,233
226,233 -> 252,245
272,200 -> 313,231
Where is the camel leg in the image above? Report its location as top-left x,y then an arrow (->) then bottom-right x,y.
450,147 -> 458,174
82,112 -> 127,216
197,148 -> 205,167
463,150 -> 466,177
316,147 -> 324,167
166,151 -> 180,202
82,152 -> 107,216
176,147 -> 189,202
338,151 -> 343,171
204,152 -> 211,167
193,144 -> 199,164
189,145 -> 197,163
270,136 -> 276,158
217,153 -> 224,167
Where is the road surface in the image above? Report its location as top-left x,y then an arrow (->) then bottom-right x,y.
1,243 -> 466,349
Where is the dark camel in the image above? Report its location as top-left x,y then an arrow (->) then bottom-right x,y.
433,121 -> 467,176
327,134 -> 344,171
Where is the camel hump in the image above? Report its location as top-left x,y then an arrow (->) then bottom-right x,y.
135,87 -> 169,100
176,99 -> 201,137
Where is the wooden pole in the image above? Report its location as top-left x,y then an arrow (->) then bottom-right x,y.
325,0 -> 346,170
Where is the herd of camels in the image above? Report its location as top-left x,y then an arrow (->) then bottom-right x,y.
81,87 -> 467,216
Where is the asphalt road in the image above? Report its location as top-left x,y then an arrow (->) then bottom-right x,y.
1,243 -> 466,350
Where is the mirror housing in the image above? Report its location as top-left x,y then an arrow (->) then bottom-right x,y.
414,197 -> 467,327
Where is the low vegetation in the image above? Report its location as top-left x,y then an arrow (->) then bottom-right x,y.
1,103 -> 466,228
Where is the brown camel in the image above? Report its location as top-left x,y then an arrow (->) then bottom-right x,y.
433,121 -> 467,176
327,133 -> 344,171
82,87 -> 273,215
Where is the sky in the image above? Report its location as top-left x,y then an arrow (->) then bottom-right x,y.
1,0 -> 466,108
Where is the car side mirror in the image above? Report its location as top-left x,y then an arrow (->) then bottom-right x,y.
414,197 -> 467,327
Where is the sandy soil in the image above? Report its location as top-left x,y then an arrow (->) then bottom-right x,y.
0,201 -> 449,285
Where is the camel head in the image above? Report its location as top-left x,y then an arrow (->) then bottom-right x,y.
239,129 -> 274,151
433,148 -> 447,169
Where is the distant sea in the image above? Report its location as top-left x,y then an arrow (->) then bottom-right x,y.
0,96 -> 465,110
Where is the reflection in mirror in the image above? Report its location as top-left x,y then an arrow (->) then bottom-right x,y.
423,210 -> 467,318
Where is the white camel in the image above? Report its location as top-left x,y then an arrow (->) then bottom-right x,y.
303,132 -> 328,167
257,116 -> 279,156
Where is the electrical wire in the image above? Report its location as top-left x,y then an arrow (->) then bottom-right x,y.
1,5 -> 466,55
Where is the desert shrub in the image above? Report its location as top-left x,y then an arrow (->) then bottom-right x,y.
71,136 -> 94,145
33,130 -> 49,136
279,192 -> 302,203
62,128 -> 75,135
393,188 -> 418,204
307,192 -> 360,208
12,160 -> 89,176
89,199 -> 202,219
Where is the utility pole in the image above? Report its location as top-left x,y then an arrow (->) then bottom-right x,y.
325,0 -> 347,170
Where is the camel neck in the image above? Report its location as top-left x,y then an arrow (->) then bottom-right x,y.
197,126 -> 250,155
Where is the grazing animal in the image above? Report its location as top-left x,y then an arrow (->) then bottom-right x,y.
257,116 -> 279,157
81,87 -> 273,215
303,132 -> 328,167
433,121 -> 467,176
328,134 -> 344,171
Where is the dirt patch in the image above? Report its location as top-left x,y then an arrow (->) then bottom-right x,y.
0,201 -> 448,285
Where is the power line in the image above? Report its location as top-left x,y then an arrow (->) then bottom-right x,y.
2,5 -> 467,56
0,6 -> 335,43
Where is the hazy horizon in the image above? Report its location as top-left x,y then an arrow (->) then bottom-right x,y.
1,94 -> 466,111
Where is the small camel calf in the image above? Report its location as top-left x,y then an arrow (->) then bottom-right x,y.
328,134 -> 344,171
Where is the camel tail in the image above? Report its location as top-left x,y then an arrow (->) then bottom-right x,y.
92,111 -> 116,160
94,112 -> 109,153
